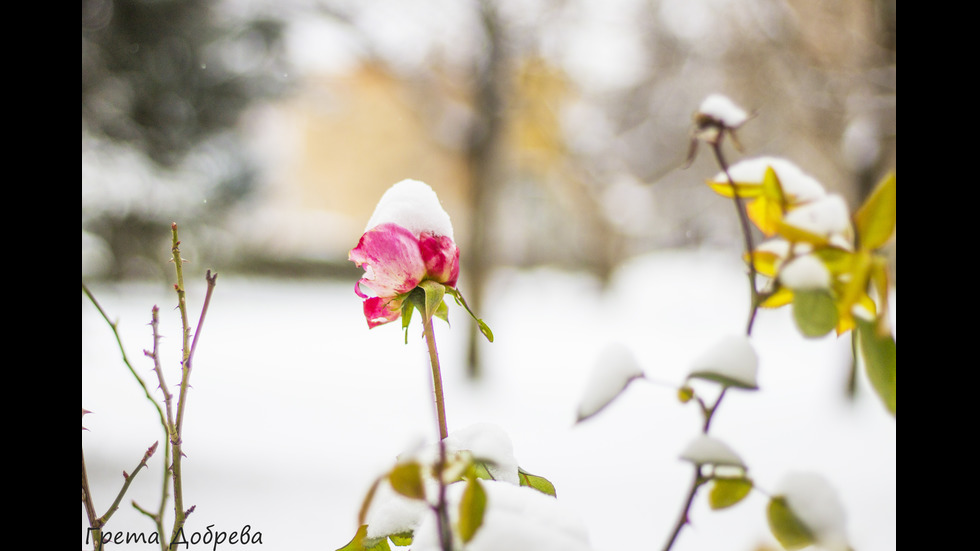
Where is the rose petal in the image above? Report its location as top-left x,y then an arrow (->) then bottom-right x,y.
419,232 -> 460,287
349,223 -> 426,297
363,296 -> 403,329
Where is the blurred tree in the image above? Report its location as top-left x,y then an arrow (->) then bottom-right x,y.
82,0 -> 290,279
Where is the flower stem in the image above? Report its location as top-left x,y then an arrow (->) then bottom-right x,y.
423,315 -> 449,441
422,315 -> 451,551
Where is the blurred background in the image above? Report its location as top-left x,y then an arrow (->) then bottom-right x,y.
82,0 -> 896,548
81,0 -> 896,339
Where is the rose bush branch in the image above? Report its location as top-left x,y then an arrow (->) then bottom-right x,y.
132,305 -> 173,549
82,223 -> 217,551
168,223 -> 217,543
82,440 -> 158,550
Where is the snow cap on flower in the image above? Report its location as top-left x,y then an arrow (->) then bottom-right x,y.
698,94 -> 749,128
366,179 -> 454,240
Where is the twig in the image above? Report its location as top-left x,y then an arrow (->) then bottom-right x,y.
662,136 -> 759,551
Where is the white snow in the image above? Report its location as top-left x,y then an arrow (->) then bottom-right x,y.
439,423 -> 520,485
411,480 -> 593,551
575,343 -> 645,422
363,479 -> 429,540
782,194 -> 852,239
779,255 -> 832,291
715,156 -> 826,203
365,179 -> 455,240
698,94 -> 749,128
80,250 -> 896,551
688,334 -> 759,390
775,471 -> 850,551
679,435 -> 745,469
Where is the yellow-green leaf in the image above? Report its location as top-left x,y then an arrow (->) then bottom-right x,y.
336,525 -> 392,551
387,533 -> 413,547
767,497 -> 816,550
856,317 -> 896,416
792,290 -> 838,338
761,287 -> 794,309
706,179 -> 765,199
854,173 -> 896,251
458,478 -> 487,543
389,462 -> 426,500
709,478 -> 753,510
518,467 -> 557,497
746,167 -> 787,236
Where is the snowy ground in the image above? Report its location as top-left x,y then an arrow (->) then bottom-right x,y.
81,248 -> 896,551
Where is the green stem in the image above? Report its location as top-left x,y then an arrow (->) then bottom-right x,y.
423,315 -> 449,441
422,314 -> 451,551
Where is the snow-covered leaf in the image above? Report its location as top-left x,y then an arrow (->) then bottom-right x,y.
772,472 -> 851,551
781,194 -> 852,242
336,525 -> 392,551
779,255 -> 831,291
679,435 -> 745,469
767,497 -> 815,550
411,481 -> 592,551
575,343 -> 645,422
687,335 -> 758,390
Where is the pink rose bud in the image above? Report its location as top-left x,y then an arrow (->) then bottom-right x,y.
349,180 -> 459,328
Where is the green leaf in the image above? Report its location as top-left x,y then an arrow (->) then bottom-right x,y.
458,477 -> 487,543
792,289 -> 838,338
854,172 -> 896,251
687,371 -> 759,391
401,301 -> 415,344
518,467 -> 557,497
336,525 -> 393,551
387,533 -> 413,547
418,280 -> 446,323
767,497 -> 816,550
472,461 -> 495,481
388,462 -> 426,500
446,287 -> 494,342
856,318 -> 896,416
709,478 -> 753,510
477,318 -> 494,342
433,298 -> 449,324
